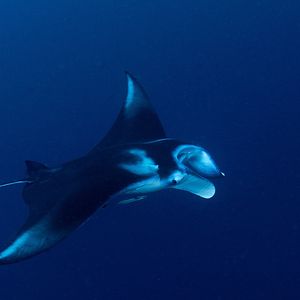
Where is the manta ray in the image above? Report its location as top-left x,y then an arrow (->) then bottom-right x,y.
0,72 -> 224,264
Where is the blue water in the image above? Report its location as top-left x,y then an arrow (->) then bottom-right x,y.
0,1 -> 299,299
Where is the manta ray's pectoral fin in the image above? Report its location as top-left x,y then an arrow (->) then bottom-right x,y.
90,72 -> 166,152
0,214 -> 64,265
0,187 -> 109,264
172,175 -> 216,199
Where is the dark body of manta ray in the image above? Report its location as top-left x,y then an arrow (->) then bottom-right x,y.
0,73 -> 224,264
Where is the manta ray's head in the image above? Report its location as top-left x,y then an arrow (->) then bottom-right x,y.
173,144 -> 224,179
149,142 -> 225,200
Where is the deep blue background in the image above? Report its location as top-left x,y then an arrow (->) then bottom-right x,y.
0,0 -> 299,299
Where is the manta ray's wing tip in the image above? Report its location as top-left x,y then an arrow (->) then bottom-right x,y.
124,71 -> 141,87
124,70 -> 133,78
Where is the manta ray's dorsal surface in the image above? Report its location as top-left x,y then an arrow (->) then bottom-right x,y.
0,72 -> 224,264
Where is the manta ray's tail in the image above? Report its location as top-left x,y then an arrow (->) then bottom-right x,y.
0,180 -> 31,188
0,160 -> 51,189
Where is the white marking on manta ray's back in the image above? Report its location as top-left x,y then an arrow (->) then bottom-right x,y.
119,149 -> 159,176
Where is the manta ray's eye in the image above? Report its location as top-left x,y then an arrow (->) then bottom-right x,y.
169,171 -> 184,185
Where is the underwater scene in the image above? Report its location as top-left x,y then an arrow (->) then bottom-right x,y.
0,1 -> 299,299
